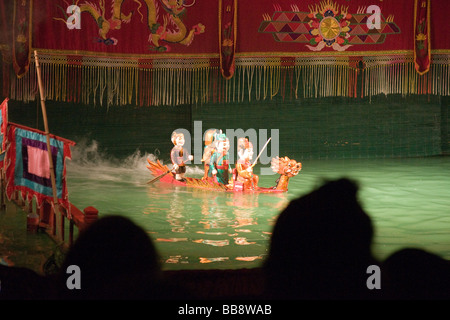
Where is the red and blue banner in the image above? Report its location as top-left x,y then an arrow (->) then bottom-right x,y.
4,122 -> 75,210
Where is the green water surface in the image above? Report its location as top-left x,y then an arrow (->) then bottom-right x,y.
1,152 -> 449,273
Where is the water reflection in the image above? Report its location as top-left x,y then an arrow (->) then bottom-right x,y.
143,180 -> 289,268
63,149 -> 450,270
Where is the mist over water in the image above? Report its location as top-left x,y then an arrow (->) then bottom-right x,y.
67,139 -> 204,187
64,140 -> 292,269
68,140 -> 151,185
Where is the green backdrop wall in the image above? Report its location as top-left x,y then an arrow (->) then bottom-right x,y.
4,94 -> 447,164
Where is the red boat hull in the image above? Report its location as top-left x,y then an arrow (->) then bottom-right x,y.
146,159 -> 286,193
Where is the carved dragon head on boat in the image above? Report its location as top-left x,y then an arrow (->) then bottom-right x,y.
271,156 -> 302,177
271,156 -> 302,191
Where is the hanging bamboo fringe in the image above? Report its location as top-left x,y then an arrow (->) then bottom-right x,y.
362,54 -> 449,100
8,52 -> 450,107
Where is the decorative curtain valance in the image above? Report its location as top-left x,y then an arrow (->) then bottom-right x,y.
1,0 -> 449,107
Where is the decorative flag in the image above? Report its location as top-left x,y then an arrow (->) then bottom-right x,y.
414,0 -> 431,75
219,0 -> 237,79
4,122 -> 75,211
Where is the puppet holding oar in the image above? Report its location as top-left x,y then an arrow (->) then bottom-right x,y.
147,131 -> 193,184
233,137 -> 271,191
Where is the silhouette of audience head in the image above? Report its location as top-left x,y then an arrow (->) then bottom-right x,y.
0,265 -> 53,300
264,178 -> 378,299
55,215 -> 162,300
383,248 -> 450,300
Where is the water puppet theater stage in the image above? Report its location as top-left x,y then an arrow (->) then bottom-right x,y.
0,0 -> 449,301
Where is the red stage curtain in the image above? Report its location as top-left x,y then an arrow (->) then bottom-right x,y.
0,0 -> 448,106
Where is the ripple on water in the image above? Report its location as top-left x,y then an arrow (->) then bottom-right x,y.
61,155 -> 450,268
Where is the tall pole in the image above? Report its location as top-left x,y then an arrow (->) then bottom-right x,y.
34,50 -> 62,241
251,137 -> 271,168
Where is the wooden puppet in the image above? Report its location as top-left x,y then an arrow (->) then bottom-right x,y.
170,131 -> 193,181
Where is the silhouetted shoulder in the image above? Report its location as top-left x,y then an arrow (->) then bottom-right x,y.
382,248 -> 450,300
264,178 -> 379,300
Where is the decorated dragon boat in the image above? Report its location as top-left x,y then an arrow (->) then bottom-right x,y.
146,155 -> 302,193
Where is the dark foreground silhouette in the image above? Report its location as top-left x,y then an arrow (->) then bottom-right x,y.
1,178 -> 449,300
263,178 -> 380,299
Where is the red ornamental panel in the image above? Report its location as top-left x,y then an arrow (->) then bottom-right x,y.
414,0 -> 431,75
219,0 -> 237,79
13,0 -> 32,78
